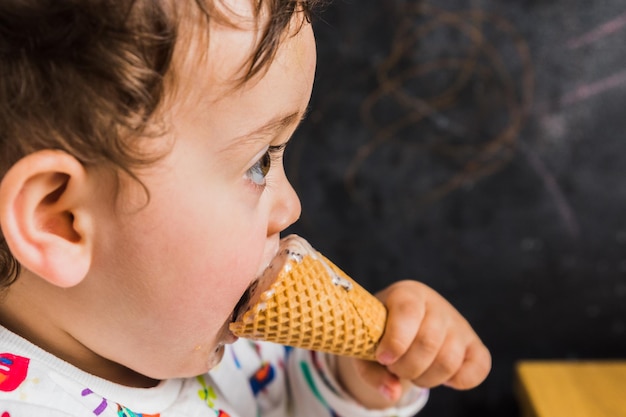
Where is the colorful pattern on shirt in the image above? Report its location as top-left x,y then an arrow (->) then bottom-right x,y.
0,326 -> 428,417
0,353 -> 29,392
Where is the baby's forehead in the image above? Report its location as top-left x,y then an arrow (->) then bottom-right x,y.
163,2 -> 309,106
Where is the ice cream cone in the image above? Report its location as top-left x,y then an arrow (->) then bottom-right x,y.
229,234 -> 387,361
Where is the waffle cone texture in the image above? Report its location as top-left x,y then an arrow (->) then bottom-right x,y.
229,234 -> 387,361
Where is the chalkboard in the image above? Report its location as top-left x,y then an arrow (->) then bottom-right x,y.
286,0 -> 626,415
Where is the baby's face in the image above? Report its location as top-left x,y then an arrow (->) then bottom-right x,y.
80,10 -> 316,382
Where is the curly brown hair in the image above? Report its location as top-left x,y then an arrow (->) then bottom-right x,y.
0,0 -> 321,288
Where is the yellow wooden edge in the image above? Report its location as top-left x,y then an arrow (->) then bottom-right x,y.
515,360 -> 626,417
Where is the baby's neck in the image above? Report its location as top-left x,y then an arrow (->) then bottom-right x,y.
0,272 -> 159,388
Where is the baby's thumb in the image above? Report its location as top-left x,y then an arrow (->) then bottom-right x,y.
354,359 -> 404,403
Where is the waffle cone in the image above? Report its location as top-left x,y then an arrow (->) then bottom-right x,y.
229,234 -> 387,361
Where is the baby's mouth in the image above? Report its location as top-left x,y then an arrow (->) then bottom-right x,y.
231,280 -> 259,323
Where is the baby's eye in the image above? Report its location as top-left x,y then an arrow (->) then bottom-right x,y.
246,149 -> 272,186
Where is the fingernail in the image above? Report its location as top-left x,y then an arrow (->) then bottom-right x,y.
377,351 -> 394,365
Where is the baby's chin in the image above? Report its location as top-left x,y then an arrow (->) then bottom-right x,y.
203,320 -> 240,370
206,344 -> 227,370
165,343 -> 228,378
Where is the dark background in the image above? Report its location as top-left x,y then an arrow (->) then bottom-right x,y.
285,0 -> 626,416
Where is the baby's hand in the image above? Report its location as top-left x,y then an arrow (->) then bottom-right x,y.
335,280 -> 491,409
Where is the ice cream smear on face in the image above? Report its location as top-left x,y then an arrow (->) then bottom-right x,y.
229,234 -> 387,361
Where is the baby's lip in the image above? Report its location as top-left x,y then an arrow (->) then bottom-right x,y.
231,280 -> 259,323
230,239 -> 283,324
231,243 -> 280,323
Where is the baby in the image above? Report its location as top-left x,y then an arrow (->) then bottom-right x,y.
0,1 -> 491,416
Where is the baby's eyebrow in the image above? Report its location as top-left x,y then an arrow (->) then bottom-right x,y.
243,111 -> 302,139
222,110 -> 307,155
220,107 -> 308,159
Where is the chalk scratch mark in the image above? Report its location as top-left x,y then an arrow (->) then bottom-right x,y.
519,142 -> 580,239
561,68 -> 626,106
567,11 -> 626,49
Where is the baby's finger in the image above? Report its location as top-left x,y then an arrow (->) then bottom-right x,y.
354,360 -> 405,405
444,340 -> 492,390
336,357 -> 406,409
408,333 -> 466,388
375,283 -> 426,365
386,310 -> 447,380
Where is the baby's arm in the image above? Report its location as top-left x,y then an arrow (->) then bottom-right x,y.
335,280 -> 491,409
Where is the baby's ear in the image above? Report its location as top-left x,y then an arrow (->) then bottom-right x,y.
0,150 -> 94,287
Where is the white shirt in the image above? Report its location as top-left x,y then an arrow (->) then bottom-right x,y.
0,326 -> 428,416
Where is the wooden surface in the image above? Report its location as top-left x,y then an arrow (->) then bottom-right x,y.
516,361 -> 626,417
